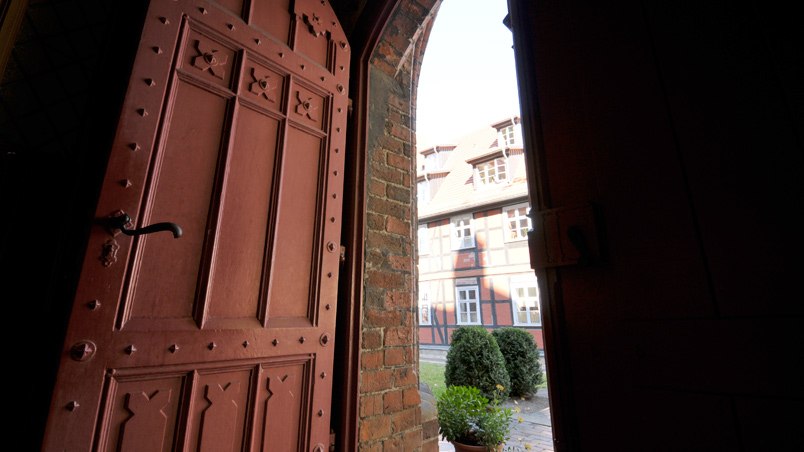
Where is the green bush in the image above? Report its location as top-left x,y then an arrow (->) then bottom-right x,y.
445,326 -> 511,400
436,385 -> 512,448
492,327 -> 545,397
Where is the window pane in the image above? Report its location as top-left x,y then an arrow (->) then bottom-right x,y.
512,282 -> 540,325
504,206 -> 530,240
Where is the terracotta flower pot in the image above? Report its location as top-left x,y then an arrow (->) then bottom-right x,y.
450,441 -> 503,452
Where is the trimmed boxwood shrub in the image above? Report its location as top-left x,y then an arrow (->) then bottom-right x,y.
492,327 -> 545,397
445,326 -> 511,400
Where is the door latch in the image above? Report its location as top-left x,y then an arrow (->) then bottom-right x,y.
108,212 -> 183,238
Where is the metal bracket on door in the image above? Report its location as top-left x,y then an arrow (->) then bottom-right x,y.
528,203 -> 604,270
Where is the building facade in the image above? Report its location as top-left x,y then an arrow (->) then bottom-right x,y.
417,117 -> 544,349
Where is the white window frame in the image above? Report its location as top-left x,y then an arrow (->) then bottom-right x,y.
418,224 -> 430,255
419,284 -> 432,325
424,152 -> 439,171
417,179 -> 430,205
455,285 -> 481,325
501,125 -> 516,146
503,203 -> 531,242
510,278 -> 541,326
450,214 -> 475,250
475,157 -> 508,187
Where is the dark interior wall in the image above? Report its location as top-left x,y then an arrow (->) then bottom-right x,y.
0,1 -> 146,448
513,0 -> 803,449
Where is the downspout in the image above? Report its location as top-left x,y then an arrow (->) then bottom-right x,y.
395,0 -> 442,77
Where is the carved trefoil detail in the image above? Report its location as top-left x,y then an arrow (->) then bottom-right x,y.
120,390 -> 172,452
199,382 -> 241,452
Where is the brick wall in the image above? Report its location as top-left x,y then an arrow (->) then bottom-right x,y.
359,1 -> 440,450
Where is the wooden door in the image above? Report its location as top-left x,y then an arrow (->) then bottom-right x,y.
42,1 -> 349,450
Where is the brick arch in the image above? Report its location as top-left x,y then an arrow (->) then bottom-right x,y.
352,0 -> 443,450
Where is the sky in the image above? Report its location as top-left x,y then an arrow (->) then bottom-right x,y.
415,0 -> 521,150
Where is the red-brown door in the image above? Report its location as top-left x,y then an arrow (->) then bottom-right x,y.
43,1 -> 349,450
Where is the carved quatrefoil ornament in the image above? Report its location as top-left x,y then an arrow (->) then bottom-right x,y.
295,91 -> 318,121
249,67 -> 277,102
192,40 -> 228,79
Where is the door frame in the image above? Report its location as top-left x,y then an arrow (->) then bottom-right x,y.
337,1 -> 571,450
335,1 -> 398,450
0,0 -> 569,448
507,1 -> 574,448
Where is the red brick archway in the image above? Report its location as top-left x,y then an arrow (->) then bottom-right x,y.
339,1 -> 445,449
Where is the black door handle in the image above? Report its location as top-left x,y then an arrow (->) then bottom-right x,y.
109,212 -> 182,238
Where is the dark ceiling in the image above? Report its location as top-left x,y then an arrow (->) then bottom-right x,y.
0,0 -> 378,161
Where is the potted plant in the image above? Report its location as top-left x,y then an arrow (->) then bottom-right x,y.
436,385 -> 512,451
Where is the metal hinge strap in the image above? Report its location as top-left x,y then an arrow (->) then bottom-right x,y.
528,203 -> 602,270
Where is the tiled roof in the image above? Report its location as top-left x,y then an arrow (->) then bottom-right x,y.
417,119 -> 528,220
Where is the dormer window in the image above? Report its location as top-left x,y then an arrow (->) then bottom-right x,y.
424,152 -> 439,172
419,145 -> 456,173
468,150 -> 510,189
475,157 -> 508,186
417,178 -> 430,204
501,125 -> 516,146
491,117 -> 521,148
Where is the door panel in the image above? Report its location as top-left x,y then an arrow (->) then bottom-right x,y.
98,373 -> 186,452
43,1 -> 349,450
206,107 -> 280,324
268,126 -> 324,321
186,368 -> 253,451
256,361 -> 310,451
251,0 -> 293,46
126,79 -> 231,329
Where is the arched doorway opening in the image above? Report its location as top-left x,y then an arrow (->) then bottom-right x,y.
337,0 -> 563,450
